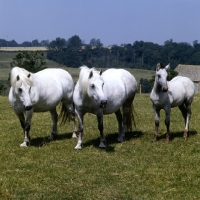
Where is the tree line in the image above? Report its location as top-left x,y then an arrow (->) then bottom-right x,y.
1,36 -> 200,70
0,39 -> 49,47
46,36 -> 200,70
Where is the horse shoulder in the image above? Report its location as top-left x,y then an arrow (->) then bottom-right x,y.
73,82 -> 84,106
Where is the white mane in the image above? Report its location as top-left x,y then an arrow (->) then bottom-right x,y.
78,66 -> 100,95
10,67 -> 33,88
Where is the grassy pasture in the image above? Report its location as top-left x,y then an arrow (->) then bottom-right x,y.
1,93 -> 200,199
1,51 -> 200,199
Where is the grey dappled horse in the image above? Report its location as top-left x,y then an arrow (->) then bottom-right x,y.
150,63 -> 195,142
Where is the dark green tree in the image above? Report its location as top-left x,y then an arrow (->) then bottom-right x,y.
139,78 -> 152,93
67,35 -> 82,47
13,51 -> 47,73
167,69 -> 178,81
48,37 -> 67,51
89,38 -> 103,48
32,39 -> 40,47
0,82 -> 6,94
40,40 -> 49,47
20,41 -> 32,47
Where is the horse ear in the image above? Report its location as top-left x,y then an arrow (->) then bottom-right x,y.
165,64 -> 170,71
156,63 -> 161,71
100,69 -> 103,75
16,75 -> 20,81
88,71 -> 93,79
27,73 -> 31,78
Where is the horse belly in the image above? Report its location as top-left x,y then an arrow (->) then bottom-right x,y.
103,102 -> 122,114
103,92 -> 125,114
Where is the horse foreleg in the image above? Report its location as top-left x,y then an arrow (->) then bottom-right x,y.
71,111 -> 78,138
115,109 -> 124,142
153,107 -> 160,142
97,114 -> 106,148
72,119 -> 78,138
20,110 -> 33,147
165,108 -> 171,142
75,113 -> 84,150
16,112 -> 27,147
49,108 -> 58,141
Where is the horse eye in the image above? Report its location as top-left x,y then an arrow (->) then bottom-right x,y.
18,88 -> 22,93
157,74 -> 161,78
91,84 -> 95,88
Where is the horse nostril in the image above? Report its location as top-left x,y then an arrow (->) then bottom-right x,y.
162,88 -> 168,92
100,100 -> 107,108
25,106 -> 33,111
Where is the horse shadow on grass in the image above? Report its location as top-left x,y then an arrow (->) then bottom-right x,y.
155,130 -> 197,141
82,130 -> 143,152
30,132 -> 73,147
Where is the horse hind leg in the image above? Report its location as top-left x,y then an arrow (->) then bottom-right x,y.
179,103 -> 190,139
49,108 -> 58,141
122,99 -> 136,137
60,101 -> 77,138
183,103 -> 192,139
115,109 -> 124,142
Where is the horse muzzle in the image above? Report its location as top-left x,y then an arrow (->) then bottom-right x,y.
100,100 -> 107,108
24,105 -> 33,111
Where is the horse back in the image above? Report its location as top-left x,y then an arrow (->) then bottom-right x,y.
33,69 -> 74,110
102,68 -> 137,94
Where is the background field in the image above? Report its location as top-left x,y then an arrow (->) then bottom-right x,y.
0,51 -> 154,95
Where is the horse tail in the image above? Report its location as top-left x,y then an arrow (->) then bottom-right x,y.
126,103 -> 136,131
59,102 -> 70,125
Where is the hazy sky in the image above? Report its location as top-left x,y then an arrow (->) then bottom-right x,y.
1,0 -> 200,46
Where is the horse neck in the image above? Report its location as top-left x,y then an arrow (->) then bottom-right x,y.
78,77 -> 89,99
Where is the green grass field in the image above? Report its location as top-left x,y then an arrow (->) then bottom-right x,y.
1,93 -> 200,199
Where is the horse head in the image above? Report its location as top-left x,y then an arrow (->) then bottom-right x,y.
11,67 -> 33,111
83,67 -> 107,108
156,63 -> 170,92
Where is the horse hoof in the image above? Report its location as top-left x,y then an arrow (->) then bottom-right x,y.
75,143 -> 82,149
75,145 -> 82,150
183,136 -> 187,140
72,132 -> 78,138
99,142 -> 106,148
117,137 -> 124,142
20,141 -> 29,147
48,136 -> 53,141
48,134 -> 57,141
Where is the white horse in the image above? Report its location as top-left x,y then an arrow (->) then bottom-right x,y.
73,66 -> 137,149
150,63 -> 195,142
9,67 -> 75,147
